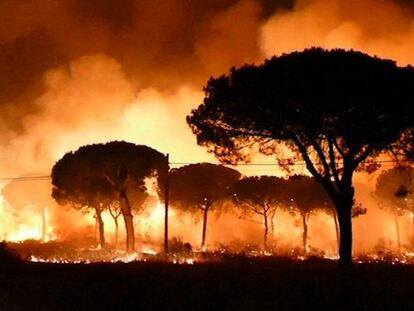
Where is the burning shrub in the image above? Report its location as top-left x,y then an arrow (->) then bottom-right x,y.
168,237 -> 192,255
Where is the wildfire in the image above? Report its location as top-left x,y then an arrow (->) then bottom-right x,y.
6,226 -> 52,242
28,247 -> 197,265
0,151 -> 412,267
27,251 -> 414,266
7,227 -> 38,242
21,240 -> 414,267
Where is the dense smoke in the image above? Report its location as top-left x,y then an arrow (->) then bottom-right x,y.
261,0 -> 414,65
0,0 -> 413,252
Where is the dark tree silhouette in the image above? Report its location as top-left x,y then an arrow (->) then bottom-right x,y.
2,177 -> 53,242
51,141 -> 166,252
103,192 -> 151,247
169,163 -> 241,249
187,48 -> 414,264
108,201 -> 122,246
324,202 -> 367,251
286,175 -> 334,254
374,166 -> 414,251
389,129 -> 414,164
52,162 -> 110,249
232,176 -> 287,249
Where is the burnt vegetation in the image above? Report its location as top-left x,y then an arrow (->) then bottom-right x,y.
51,141 -> 167,252
187,47 -> 414,264
2,48 -> 414,310
3,49 -> 414,262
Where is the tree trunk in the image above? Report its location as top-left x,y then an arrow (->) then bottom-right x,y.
412,211 -> 414,248
270,217 -> 274,236
270,209 -> 277,237
41,207 -> 46,242
302,213 -> 308,254
94,216 -> 98,243
333,211 -> 340,251
120,191 -> 135,253
201,207 -> 209,250
264,214 -> 268,250
337,198 -> 353,266
95,209 -> 106,249
164,153 -> 169,254
394,211 -> 401,253
113,216 -> 119,247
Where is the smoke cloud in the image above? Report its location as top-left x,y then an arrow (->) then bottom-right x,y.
260,0 -> 414,65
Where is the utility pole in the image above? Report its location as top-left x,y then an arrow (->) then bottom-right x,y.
164,153 -> 169,254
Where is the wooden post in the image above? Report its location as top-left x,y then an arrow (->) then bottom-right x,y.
164,153 -> 169,254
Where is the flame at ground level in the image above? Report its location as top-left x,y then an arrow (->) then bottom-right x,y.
24,247 -> 414,266
3,175 -> 414,264
3,200 -> 414,258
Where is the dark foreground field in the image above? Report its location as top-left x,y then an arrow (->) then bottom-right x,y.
1,256 -> 414,311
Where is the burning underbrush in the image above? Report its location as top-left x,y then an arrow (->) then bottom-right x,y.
4,239 -> 414,266
5,239 -> 201,265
